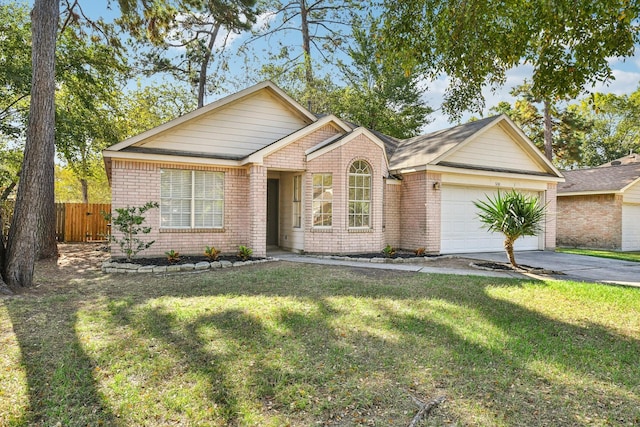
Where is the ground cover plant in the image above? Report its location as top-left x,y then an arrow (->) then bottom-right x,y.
557,248 -> 640,263
1,246 -> 639,426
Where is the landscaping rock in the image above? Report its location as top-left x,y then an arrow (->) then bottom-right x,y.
195,261 -> 210,270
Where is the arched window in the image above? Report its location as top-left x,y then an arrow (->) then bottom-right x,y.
348,160 -> 371,228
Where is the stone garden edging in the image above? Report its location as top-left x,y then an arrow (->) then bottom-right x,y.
102,258 -> 273,274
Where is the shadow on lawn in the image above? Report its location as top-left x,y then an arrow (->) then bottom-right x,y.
5,261 -> 640,426
93,262 -> 640,425
5,296 -> 119,426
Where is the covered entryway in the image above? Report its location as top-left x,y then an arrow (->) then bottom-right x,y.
440,185 -> 542,254
267,179 -> 279,246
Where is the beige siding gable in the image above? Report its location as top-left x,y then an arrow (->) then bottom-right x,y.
132,90 -> 309,157
442,125 -> 546,173
623,179 -> 640,203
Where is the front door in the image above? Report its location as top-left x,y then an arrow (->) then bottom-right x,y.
267,179 -> 279,246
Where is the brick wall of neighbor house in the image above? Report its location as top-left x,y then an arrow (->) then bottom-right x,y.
383,180 -> 402,248
544,183 -> 557,250
110,160 -> 251,258
557,193 -> 623,249
399,172 -> 427,251
304,134 -> 388,254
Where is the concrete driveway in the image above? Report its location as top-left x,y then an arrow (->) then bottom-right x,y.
468,251 -> 640,287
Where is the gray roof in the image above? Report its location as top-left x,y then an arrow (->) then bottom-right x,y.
388,116 -> 500,169
597,153 -> 640,167
559,163 -> 640,193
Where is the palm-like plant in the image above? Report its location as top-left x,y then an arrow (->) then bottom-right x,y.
474,189 -> 546,268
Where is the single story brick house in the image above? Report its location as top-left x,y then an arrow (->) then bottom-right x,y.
103,81 -> 563,258
557,154 -> 640,251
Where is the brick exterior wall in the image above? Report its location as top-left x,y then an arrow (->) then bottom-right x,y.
397,171 -> 442,253
304,134 -> 389,254
383,180 -> 402,248
557,193 -> 622,249
110,160 -> 251,258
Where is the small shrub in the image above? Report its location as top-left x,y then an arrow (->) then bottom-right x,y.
102,201 -> 159,261
382,244 -> 396,258
204,245 -> 221,261
165,250 -> 180,263
237,245 -> 253,261
414,247 -> 426,256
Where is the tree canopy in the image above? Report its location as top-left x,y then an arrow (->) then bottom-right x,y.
382,0 -> 640,118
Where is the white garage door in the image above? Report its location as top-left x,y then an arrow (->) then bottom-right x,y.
441,186 -> 542,254
622,204 -> 640,251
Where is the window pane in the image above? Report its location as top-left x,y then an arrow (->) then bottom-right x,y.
160,169 -> 224,228
348,161 -> 371,228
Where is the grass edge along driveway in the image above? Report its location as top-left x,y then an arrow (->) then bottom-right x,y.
1,262 -> 639,426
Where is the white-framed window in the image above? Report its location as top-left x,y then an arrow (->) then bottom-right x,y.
160,169 -> 224,228
348,160 -> 371,228
312,173 -> 332,227
293,175 -> 302,228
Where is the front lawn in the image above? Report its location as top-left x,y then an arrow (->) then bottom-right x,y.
557,248 -> 640,263
1,262 -> 639,426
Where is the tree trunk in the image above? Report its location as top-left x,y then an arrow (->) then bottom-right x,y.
3,0 -> 59,290
543,99 -> 553,161
81,178 -> 89,204
504,237 -> 518,268
299,0 -> 313,91
197,22 -> 221,108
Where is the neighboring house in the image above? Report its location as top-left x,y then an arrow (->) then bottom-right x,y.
103,81 -> 563,258
557,154 -> 640,251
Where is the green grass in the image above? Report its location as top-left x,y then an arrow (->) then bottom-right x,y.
1,263 -> 640,426
557,247 -> 640,262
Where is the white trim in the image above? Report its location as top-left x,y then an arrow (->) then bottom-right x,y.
620,176 -> 640,193
102,150 -> 243,168
391,163 -> 564,183
557,190 -> 621,197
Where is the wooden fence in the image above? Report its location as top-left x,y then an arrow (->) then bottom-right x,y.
56,203 -> 111,242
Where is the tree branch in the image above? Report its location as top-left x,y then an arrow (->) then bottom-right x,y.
408,394 -> 445,427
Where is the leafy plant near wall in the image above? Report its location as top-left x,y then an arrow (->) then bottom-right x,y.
414,247 -> 426,256
474,189 -> 546,268
102,202 -> 159,261
237,245 -> 253,261
382,244 -> 396,258
165,250 -> 180,263
204,245 -> 221,261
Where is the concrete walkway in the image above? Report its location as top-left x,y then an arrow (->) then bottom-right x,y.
271,251 -> 640,287
272,253 -> 525,279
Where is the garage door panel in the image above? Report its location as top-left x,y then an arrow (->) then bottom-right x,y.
622,204 -> 640,251
441,186 -> 541,254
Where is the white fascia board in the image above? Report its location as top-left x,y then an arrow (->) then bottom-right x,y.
102,150 -> 243,168
390,165 -> 564,182
557,190 -> 620,197
620,176 -> 640,193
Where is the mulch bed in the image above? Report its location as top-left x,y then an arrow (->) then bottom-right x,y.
112,255 -> 264,267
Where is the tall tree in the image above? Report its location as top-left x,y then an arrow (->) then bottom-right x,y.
382,0 -> 639,161
3,0 -> 59,290
575,90 -> 640,166
0,2 -> 32,139
331,18 -> 432,139
491,83 -> 592,168
250,0 -> 361,110
120,0 -> 258,107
